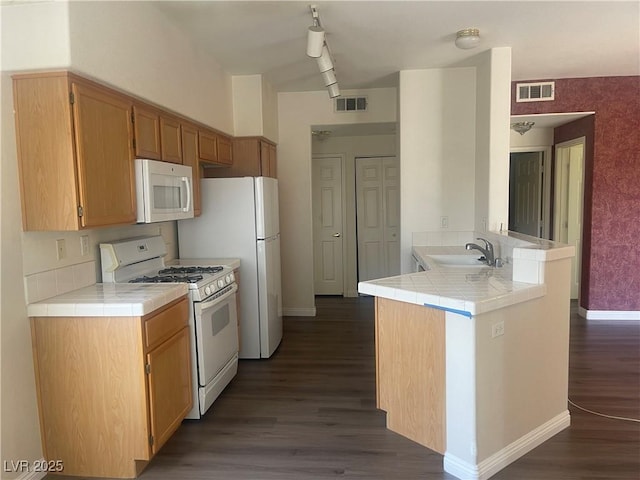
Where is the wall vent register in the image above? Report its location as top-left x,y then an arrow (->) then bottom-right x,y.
335,96 -> 368,112
516,82 -> 555,102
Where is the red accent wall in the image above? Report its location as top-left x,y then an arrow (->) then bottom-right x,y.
512,76 -> 640,311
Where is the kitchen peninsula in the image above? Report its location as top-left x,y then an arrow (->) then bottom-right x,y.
358,231 -> 575,480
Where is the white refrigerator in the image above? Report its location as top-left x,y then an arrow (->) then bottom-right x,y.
178,177 -> 283,359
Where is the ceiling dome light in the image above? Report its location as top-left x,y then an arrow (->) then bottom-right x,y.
455,28 -> 480,49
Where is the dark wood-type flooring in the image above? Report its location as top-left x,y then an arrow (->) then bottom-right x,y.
48,297 -> 640,479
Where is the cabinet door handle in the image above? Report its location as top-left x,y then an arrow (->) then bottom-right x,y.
332,233 -> 341,237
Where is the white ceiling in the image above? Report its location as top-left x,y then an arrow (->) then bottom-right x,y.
155,1 -> 640,93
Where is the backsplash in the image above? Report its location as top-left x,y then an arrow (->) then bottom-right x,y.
411,230 -> 561,266
22,221 -> 179,304
24,261 -> 96,304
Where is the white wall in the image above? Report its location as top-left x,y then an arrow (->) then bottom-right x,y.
0,1 -> 71,70
312,134 -> 397,296
278,88 -> 397,314
1,2 -> 72,473
233,75 -> 264,136
232,74 -> 279,142
68,1 -> 233,134
474,48 -> 512,234
261,76 -> 279,142
0,2 -> 234,475
398,68 -> 477,274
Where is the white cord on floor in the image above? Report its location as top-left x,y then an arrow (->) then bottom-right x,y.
568,398 -> 640,423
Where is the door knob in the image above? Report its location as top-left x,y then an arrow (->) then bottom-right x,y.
332,233 -> 341,237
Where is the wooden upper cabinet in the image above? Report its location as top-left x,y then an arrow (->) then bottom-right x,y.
159,115 -> 183,164
198,129 -> 218,164
260,140 -> 277,178
134,106 -> 182,164
133,104 -> 161,160
13,70 -> 234,230
181,123 -> 201,216
217,134 -> 233,165
13,72 -> 136,231
205,137 -> 276,179
198,129 -> 233,166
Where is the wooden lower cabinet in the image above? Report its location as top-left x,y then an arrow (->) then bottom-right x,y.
375,297 -> 446,454
30,297 -> 192,478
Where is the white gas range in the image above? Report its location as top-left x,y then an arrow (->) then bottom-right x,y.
100,235 -> 239,419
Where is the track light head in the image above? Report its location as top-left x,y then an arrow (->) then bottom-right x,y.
306,25 -> 325,57
321,69 -> 337,86
316,45 -> 333,72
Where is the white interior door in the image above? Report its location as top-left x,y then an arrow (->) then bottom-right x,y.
312,156 -> 344,294
356,157 -> 400,282
555,139 -> 585,300
509,152 -> 543,237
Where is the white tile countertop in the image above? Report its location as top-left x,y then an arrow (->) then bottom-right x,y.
358,246 -> 547,317
27,283 -> 188,317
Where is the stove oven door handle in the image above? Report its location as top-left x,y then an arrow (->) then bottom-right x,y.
199,283 -> 238,310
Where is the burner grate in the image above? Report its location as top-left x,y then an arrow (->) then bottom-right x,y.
159,266 -> 223,275
129,274 -> 204,284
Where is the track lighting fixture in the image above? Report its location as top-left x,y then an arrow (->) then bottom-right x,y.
306,5 -> 341,98
306,6 -> 324,57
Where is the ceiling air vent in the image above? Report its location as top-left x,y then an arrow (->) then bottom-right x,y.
335,96 -> 367,112
516,82 -> 555,102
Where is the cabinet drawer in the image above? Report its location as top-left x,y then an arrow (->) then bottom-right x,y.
144,297 -> 189,350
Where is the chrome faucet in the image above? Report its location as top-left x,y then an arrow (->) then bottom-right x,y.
465,237 -> 496,266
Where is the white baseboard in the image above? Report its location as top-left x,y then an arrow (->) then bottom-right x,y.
443,411 -> 570,480
282,307 -> 316,317
13,459 -> 48,480
579,307 -> 640,320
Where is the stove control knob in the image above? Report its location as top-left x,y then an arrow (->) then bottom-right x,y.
229,272 -> 235,283
205,286 -> 212,296
225,274 -> 232,284
218,279 -> 225,288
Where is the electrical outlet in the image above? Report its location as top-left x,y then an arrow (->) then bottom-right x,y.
56,239 -> 66,261
80,235 -> 89,256
440,216 -> 449,228
492,321 -> 505,338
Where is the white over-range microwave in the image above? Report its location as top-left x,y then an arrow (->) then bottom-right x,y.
135,158 -> 194,223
